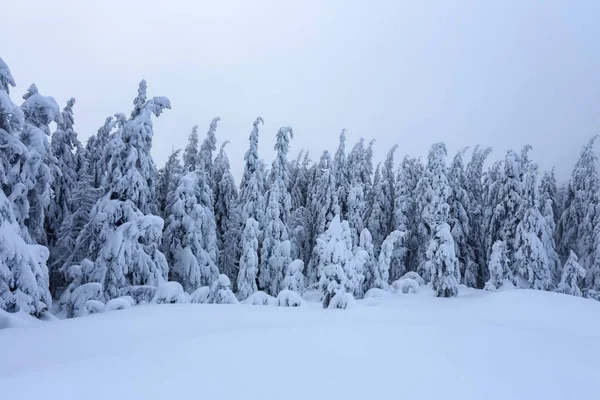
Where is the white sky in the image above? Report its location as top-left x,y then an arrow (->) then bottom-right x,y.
3,0 -> 599,183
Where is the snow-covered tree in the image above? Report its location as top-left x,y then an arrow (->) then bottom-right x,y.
20,83 -> 60,244
557,136 -> 598,261
102,80 -> 170,215
415,143 -> 455,283
290,150 -> 311,210
86,117 -> 116,189
213,141 -> 239,282
162,172 -> 219,293
156,149 -> 182,218
447,148 -> 476,286
47,98 -> 81,249
209,274 -> 238,304
485,150 -> 526,264
392,156 -> 423,279
333,129 -> 350,217
484,240 -> 511,291
427,222 -> 459,297
237,218 -> 260,300
366,146 -> 397,253
239,118 -> 265,225
259,127 -> 293,295
90,202 -> 169,299
309,150 -> 340,240
182,125 -> 199,172
557,251 -> 586,297
512,156 -> 557,290
198,117 -> 220,178
465,146 -> 492,287
366,230 -> 402,290
315,216 -> 362,299
289,206 -> 313,265
0,57 -> 52,316
358,228 -> 376,293
281,259 -> 305,294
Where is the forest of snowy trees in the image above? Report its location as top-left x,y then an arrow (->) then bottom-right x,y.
1,56 -> 599,319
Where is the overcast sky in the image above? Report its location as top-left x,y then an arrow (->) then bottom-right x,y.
3,0 -> 599,182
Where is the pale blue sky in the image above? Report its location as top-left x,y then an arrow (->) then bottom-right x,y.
3,0 -> 599,182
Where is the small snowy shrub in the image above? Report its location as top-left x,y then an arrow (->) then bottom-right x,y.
105,296 -> 135,312
85,300 -> 105,314
364,288 -> 392,299
281,259 -> 305,294
71,283 -> 103,318
391,278 -> 419,294
556,251 -> 586,297
153,282 -> 188,304
243,291 -> 278,306
328,290 -> 354,309
584,289 -> 600,301
119,285 -> 156,305
190,286 -> 210,304
277,290 -> 305,307
209,274 -> 238,304
399,271 -> 425,286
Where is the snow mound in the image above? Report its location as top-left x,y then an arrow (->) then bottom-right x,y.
398,271 -> 425,286
0,309 -> 41,330
364,288 -> 392,299
85,300 -> 105,314
105,296 -> 135,312
391,278 -> 419,294
190,286 -> 211,304
328,291 -> 355,309
243,291 -> 278,306
277,290 -> 305,307
210,274 -> 238,304
153,282 -> 188,304
120,285 -> 156,304
71,283 -> 103,317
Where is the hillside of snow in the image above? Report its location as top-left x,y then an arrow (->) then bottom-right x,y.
1,288 -> 599,400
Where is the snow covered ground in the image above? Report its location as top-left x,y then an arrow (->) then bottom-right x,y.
1,287 -> 599,400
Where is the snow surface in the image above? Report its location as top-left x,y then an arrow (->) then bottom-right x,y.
1,288 -> 599,400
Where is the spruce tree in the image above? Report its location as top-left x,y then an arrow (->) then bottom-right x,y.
237,218 -> 260,300
259,127 -> 293,295
20,84 -> 60,245
0,57 -> 52,317
557,251 -> 586,297
333,129 -> 350,218
182,125 -> 199,172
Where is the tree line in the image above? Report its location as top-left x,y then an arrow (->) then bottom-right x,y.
0,56 -> 597,319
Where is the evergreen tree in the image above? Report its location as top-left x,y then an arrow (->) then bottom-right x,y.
182,125 -> 199,172
391,156 -> 423,280
484,240 -> 511,291
557,136 -> 598,262
465,146 -> 492,287
358,228 -> 376,293
0,57 -> 52,317
557,251 -> 586,297
47,98 -> 81,250
366,146 -> 397,254
162,172 -> 219,293
198,117 -> 220,178
417,143 -> 458,295
448,148 -> 476,286
289,206 -> 313,265
512,154 -> 557,290
333,129 -> 350,218
87,117 -> 116,189
156,149 -> 182,218
102,80 -> 170,215
20,84 -> 60,245
239,118 -> 265,225
213,142 -> 240,284
237,218 -> 260,300
366,230 -> 402,290
309,151 -> 340,240
259,127 -> 293,295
